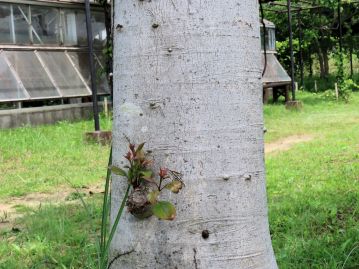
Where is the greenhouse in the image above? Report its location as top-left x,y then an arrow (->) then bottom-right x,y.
0,0 -> 109,105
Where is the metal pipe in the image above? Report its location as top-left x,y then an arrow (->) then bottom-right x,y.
338,0 -> 343,54
10,5 -> 16,44
0,0 -> 103,10
0,44 -> 101,51
337,0 -> 344,82
260,0 -> 267,77
28,5 -> 33,44
85,0 -> 100,131
298,9 -> 304,89
269,2 -> 301,8
264,6 -> 322,13
287,0 -> 296,100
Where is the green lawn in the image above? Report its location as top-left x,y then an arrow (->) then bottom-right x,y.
0,92 -> 358,268
265,93 -> 359,268
0,117 -> 111,198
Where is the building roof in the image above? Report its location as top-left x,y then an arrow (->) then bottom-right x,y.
261,19 -> 275,28
262,53 -> 291,86
0,0 -> 103,8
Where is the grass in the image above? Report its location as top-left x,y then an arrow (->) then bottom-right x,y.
0,117 -> 112,198
0,200 -> 101,269
0,92 -> 358,268
265,92 -> 359,268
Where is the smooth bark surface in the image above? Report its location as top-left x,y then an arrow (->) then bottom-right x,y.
111,1 -> 278,268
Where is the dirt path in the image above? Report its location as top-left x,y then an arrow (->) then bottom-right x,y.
265,134 -> 314,154
0,184 -> 104,230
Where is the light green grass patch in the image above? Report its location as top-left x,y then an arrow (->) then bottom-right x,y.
265,92 -> 359,268
0,118 -> 111,198
0,197 -> 101,269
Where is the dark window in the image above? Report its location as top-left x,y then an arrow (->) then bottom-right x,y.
0,4 -> 12,43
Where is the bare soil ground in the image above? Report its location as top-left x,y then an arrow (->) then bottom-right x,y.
265,134 -> 314,155
0,184 -> 103,230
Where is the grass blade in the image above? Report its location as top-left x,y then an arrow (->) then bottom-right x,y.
100,146 -> 113,254
100,184 -> 131,269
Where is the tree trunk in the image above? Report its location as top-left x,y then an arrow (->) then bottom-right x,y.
317,47 -> 325,78
111,1 -> 278,268
323,49 -> 329,77
309,54 -> 313,77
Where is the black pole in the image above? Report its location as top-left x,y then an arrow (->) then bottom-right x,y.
85,0 -> 100,131
337,0 -> 344,83
350,46 -> 353,78
298,9 -> 304,89
287,0 -> 296,100
338,0 -> 343,54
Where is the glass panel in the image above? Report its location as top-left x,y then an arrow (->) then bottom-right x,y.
13,5 -> 30,44
260,28 -> 265,50
268,28 -> 276,51
61,9 -> 76,45
0,53 -> 27,101
67,52 -> 110,94
92,11 -> 106,48
31,6 -> 60,44
5,51 -> 60,98
0,4 -> 12,43
261,27 -> 275,51
62,9 -> 106,47
94,52 -> 110,94
74,10 -> 87,46
62,9 -> 87,46
38,51 -> 90,97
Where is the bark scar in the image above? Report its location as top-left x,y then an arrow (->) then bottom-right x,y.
108,249 -> 135,269
193,248 -> 198,269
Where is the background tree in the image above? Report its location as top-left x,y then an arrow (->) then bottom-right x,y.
110,0 -> 278,268
264,0 -> 359,84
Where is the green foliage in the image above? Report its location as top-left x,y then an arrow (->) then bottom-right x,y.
98,143 -> 184,267
102,43 -> 112,60
164,180 -> 184,194
152,201 -> 176,221
111,143 -> 184,220
342,78 -> 359,92
264,0 -> 359,80
337,78 -> 359,102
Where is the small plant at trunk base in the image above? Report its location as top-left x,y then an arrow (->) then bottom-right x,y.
111,142 -> 184,220
98,143 -> 184,269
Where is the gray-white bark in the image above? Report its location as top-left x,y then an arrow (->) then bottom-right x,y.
111,0 -> 278,268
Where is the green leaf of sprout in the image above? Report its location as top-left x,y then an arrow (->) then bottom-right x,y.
140,170 -> 154,182
152,201 -> 176,220
164,180 -> 183,193
147,190 -> 160,204
110,166 -> 127,177
136,142 -> 145,153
